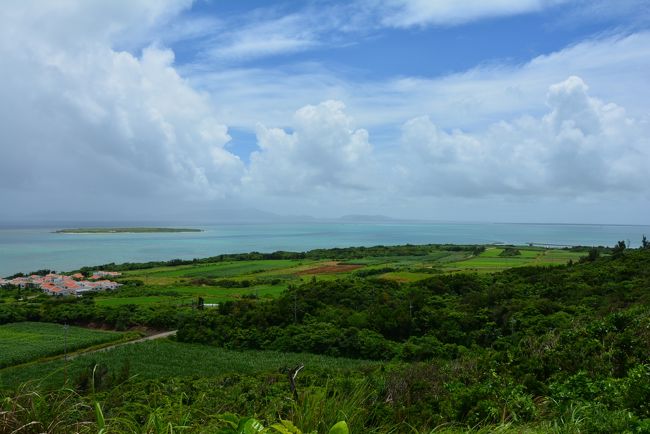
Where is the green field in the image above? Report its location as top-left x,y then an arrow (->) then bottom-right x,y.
440,247 -> 585,273
90,246 -> 586,306
0,338 -> 378,389
1,246 -> 644,434
94,283 -> 290,306
0,322 -> 123,368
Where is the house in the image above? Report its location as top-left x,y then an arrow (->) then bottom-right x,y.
90,271 -> 121,279
2,271 -> 120,296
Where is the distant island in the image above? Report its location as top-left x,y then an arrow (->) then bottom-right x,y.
54,227 -> 202,234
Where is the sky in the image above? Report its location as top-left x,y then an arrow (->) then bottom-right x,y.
0,0 -> 649,224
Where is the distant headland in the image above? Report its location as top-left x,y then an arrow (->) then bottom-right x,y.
54,227 -> 202,234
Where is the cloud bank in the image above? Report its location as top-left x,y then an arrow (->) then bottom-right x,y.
0,0 -> 648,223
246,101 -> 373,194
0,0 -> 243,218
396,76 -> 649,198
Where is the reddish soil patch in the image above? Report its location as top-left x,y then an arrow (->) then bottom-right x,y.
295,262 -> 363,275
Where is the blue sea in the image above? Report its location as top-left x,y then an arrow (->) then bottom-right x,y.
1,222 -> 649,277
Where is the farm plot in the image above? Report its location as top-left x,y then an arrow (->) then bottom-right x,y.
0,322 -> 122,368
0,339 -> 379,389
442,247 -> 585,273
92,247 -> 586,307
123,259 -> 313,284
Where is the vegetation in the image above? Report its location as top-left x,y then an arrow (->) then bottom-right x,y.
1,242 -> 648,432
82,245 -> 584,307
0,322 -> 122,368
0,339 -> 377,389
498,247 -> 521,256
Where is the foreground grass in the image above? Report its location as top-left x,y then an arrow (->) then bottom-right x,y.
0,338 -> 379,390
0,322 -> 122,368
1,371 -> 639,434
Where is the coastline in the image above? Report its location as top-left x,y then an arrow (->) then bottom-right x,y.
2,221 -> 649,277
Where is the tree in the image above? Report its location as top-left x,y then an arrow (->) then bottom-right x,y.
585,248 -> 600,262
642,235 -> 650,250
612,240 -> 627,257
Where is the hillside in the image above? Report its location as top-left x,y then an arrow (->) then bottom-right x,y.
0,245 -> 648,433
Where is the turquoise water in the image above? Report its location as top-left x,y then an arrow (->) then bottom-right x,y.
1,222 -> 649,276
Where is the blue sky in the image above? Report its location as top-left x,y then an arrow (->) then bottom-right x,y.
167,0 -> 644,164
173,1 -> 609,80
1,0 -> 649,223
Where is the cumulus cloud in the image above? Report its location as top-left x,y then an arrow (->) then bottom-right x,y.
0,0 -> 244,218
191,32 -> 650,136
1,1 -> 648,223
245,101 -> 374,194
396,76 -> 649,198
0,0 -> 192,50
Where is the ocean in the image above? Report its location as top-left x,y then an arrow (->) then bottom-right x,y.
1,222 -> 649,277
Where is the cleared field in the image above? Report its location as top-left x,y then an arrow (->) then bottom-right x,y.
0,339 -> 379,389
475,247 -> 539,258
443,248 -> 585,272
0,322 -> 122,368
96,247 -> 586,306
126,259 -> 314,284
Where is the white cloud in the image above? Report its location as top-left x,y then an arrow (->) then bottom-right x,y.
189,32 -> 650,138
180,0 -> 575,64
368,0 -> 569,28
0,0 -> 192,51
245,101 -> 374,194
0,0 -> 244,218
396,76 -> 650,198
206,14 -> 320,61
1,1 -> 648,223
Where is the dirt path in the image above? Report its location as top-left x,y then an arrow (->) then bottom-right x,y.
67,330 -> 176,360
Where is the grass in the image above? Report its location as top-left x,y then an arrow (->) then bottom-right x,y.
442,248 -> 585,273
0,322 -> 122,368
0,339 -> 379,390
126,259 -> 314,284
379,271 -> 437,282
94,283 -> 291,306
94,296 -> 189,307
93,247 -> 586,306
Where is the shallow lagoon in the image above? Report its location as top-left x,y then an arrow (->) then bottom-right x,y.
1,221 -> 649,276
